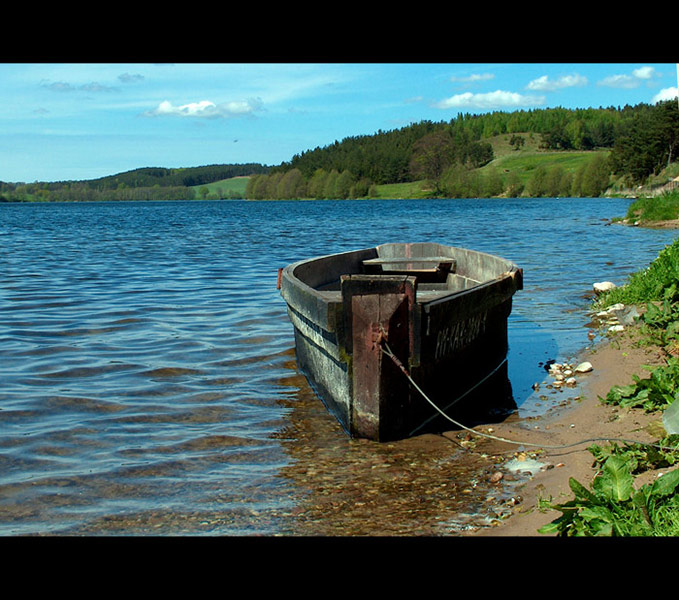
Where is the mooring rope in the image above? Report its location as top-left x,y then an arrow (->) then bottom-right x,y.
380,339 -> 679,453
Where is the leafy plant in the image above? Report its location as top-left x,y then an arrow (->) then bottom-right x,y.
600,358 -> 679,412
634,286 -> 679,350
589,435 -> 679,474
539,458 -> 679,536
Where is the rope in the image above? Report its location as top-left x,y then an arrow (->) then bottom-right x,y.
380,339 -> 679,453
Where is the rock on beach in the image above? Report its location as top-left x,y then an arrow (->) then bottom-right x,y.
546,360 -> 593,389
593,281 -> 616,295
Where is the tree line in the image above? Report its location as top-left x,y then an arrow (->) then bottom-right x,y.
0,163 -> 269,202
246,168 -> 378,200
79,163 -> 269,190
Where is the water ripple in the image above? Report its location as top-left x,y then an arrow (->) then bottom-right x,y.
0,198 -> 676,535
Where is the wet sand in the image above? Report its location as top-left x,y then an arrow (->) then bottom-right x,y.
462,327 -> 667,537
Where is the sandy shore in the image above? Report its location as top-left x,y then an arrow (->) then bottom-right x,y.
464,326 -> 667,537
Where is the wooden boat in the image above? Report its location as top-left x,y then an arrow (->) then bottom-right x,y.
279,242 -> 523,442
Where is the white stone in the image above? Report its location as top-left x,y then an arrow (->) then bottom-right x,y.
575,361 -> 593,373
608,325 -> 625,333
593,281 -> 616,294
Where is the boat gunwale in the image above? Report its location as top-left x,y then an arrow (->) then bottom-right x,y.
281,244 -> 522,309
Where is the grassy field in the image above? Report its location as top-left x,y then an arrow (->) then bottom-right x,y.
372,180 -> 431,199
372,135 -> 608,199
191,176 -> 250,199
484,149 -> 608,184
480,133 -> 609,187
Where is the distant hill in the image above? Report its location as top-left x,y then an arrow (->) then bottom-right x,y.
0,163 -> 270,202
76,163 -> 270,190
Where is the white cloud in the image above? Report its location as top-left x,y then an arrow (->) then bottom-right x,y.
526,73 -> 587,91
632,66 -> 657,80
450,73 -> 495,83
435,90 -> 545,110
145,97 -> 264,118
598,74 -> 641,89
598,66 -> 660,89
653,87 -> 678,103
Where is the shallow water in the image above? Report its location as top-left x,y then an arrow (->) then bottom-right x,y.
0,198 -> 676,535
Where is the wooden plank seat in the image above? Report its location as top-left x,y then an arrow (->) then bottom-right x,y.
362,256 -> 456,283
363,256 -> 455,272
362,256 -> 456,268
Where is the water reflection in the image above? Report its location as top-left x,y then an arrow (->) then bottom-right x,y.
273,357 -> 514,536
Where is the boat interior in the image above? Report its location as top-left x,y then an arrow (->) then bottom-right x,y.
295,243 -> 485,305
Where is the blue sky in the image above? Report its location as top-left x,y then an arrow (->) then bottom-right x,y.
2,62 -> 678,183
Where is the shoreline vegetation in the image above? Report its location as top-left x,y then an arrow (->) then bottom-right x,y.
544,235 -> 679,536
472,194 -> 679,536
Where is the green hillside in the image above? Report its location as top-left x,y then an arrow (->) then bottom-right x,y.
191,176 -> 250,199
480,135 -> 610,188
369,136 -> 609,199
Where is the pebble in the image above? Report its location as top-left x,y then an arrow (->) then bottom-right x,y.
544,359 -> 593,390
593,281 -> 616,294
489,471 -> 503,483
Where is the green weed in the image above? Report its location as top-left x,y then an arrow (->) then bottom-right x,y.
600,356 -> 679,412
538,458 -> 679,536
595,241 -> 679,309
625,190 -> 679,223
589,435 -> 679,474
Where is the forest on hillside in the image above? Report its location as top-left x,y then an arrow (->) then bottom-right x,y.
247,101 -> 679,200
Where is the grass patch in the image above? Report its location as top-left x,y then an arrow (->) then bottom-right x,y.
483,148 -> 608,187
373,180 -> 430,199
191,176 -> 250,199
624,190 -> 679,224
595,237 -> 679,309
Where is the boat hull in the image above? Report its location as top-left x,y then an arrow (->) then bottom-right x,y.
280,243 -> 522,441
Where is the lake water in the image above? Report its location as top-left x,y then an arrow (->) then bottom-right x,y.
1,198 -> 677,536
